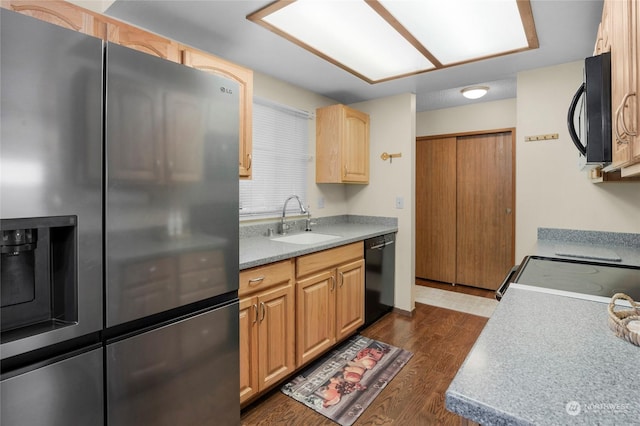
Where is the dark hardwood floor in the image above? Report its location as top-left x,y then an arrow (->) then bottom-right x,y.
416,278 -> 496,299
240,303 -> 488,425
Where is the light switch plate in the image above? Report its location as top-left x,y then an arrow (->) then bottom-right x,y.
395,196 -> 404,209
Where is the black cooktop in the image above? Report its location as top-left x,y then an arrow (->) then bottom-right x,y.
513,256 -> 640,301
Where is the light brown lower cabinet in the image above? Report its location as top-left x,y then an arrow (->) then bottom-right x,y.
295,242 -> 365,367
238,243 -> 365,404
239,259 -> 295,405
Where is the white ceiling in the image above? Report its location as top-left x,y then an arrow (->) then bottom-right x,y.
104,0 -> 603,112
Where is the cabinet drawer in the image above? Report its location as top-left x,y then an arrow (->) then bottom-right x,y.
239,259 -> 294,297
296,242 -> 363,278
179,249 -> 224,273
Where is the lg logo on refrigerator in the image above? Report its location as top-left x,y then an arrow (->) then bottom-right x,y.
220,86 -> 233,95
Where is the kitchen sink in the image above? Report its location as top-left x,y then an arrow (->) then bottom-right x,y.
271,232 -> 340,245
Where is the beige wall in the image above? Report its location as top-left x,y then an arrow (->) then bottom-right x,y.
254,76 -> 417,312
252,72 -> 349,218
516,61 -> 640,258
416,98 -> 517,137
416,61 -> 640,268
348,93 -> 417,313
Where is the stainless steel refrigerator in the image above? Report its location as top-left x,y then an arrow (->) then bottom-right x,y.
1,9 -> 104,425
2,8 -> 240,425
104,43 -> 240,425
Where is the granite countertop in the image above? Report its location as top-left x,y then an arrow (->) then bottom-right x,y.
445,287 -> 640,425
239,215 -> 397,270
534,228 -> 640,267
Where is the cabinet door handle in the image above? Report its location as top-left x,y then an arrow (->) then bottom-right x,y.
614,101 -> 628,145
614,92 -> 637,144
246,153 -> 252,170
330,275 -> 335,291
619,92 -> 637,137
343,165 -> 348,177
253,303 -> 258,324
339,271 -> 344,288
248,276 -> 265,286
260,302 -> 266,322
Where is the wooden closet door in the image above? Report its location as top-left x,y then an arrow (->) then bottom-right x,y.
456,132 -> 514,290
416,136 -> 457,283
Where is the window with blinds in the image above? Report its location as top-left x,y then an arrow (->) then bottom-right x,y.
239,98 -> 310,217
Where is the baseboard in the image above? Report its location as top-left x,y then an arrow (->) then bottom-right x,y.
392,306 -> 414,317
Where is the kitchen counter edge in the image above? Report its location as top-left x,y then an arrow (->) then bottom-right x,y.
445,288 -> 640,425
239,223 -> 398,270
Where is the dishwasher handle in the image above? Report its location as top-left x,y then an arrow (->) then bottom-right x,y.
370,240 -> 394,250
365,234 -> 396,250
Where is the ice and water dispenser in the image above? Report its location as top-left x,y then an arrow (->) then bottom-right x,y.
0,216 -> 78,343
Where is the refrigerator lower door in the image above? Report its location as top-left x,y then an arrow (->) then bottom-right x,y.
107,301 -> 239,425
1,348 -> 104,426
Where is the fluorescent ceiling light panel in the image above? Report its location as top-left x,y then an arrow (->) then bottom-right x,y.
380,0 -> 530,65
248,0 -> 538,84
257,0 -> 434,82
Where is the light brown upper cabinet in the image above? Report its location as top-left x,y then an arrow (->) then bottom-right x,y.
1,0 -> 105,38
416,131 -> 515,291
105,20 -> 180,63
316,104 -> 370,184
593,0 -> 611,55
605,0 -> 640,176
182,48 -> 254,179
3,0 -> 255,180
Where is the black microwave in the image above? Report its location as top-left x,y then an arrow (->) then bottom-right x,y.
567,52 -> 611,164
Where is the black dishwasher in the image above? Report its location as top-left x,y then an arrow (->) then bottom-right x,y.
363,233 -> 396,328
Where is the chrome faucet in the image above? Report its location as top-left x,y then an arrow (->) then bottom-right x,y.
279,195 -> 307,235
305,209 -> 315,232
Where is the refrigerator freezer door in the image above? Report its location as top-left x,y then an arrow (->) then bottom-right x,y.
105,42 -> 239,327
107,301 -> 240,425
0,9 -> 103,359
1,348 -> 104,426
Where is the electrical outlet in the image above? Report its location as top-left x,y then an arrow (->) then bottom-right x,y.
318,197 -> 325,209
395,196 -> 404,209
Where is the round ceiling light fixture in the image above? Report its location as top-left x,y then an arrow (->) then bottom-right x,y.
461,85 -> 489,99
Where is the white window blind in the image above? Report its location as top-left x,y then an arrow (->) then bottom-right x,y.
239,98 -> 310,217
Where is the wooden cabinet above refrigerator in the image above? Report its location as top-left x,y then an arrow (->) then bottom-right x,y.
1,0 -> 254,179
